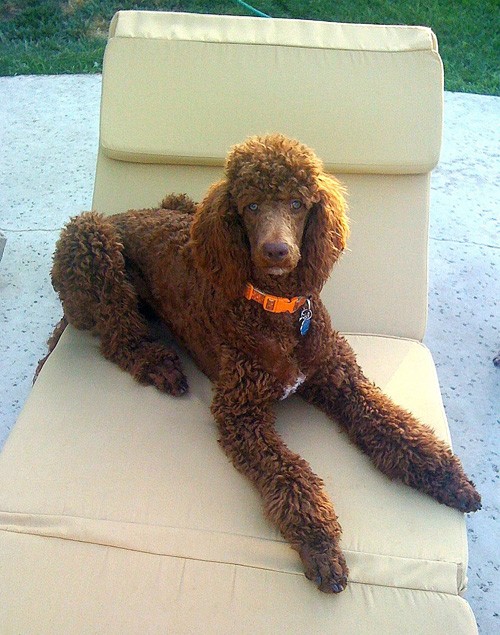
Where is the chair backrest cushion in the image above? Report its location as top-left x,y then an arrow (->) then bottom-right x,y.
93,11 -> 444,340
101,11 -> 442,175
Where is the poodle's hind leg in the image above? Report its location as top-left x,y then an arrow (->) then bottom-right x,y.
51,212 -> 188,395
300,335 -> 481,513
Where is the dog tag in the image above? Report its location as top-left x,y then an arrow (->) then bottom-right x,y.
299,298 -> 313,336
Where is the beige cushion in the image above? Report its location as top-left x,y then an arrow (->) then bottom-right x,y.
1,532 -> 476,634
0,11 -> 476,633
93,162 -> 430,341
101,11 -> 443,174
93,11 -> 441,340
0,328 -> 476,633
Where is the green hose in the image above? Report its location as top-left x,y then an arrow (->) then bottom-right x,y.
235,1 -> 271,18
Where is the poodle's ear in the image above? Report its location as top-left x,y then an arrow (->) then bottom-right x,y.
190,179 -> 251,299
298,173 -> 349,291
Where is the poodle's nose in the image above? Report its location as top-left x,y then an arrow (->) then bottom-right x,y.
263,242 -> 290,262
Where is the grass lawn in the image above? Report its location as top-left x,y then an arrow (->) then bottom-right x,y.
1,0 -> 498,95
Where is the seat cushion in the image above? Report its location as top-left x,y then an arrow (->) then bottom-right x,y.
1,531 -> 476,634
0,327 -> 476,632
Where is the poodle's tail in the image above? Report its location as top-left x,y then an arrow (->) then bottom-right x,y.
51,212 -> 188,395
160,193 -> 197,214
34,316 -> 68,384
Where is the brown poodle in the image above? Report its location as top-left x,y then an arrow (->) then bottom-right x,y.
49,133 -> 481,594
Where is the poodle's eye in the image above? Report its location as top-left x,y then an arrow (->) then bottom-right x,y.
291,199 -> 303,211
247,203 -> 259,213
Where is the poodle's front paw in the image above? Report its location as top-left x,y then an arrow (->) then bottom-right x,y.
132,342 -> 188,396
280,372 -> 306,400
453,478 -> 482,513
437,465 -> 481,513
299,541 -> 349,594
417,455 -> 481,513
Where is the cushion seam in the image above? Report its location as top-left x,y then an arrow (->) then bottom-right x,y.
0,509 -> 465,568
109,37 -> 437,55
0,524 -> 462,596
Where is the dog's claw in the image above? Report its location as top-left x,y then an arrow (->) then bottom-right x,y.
176,377 -> 189,396
300,542 -> 349,594
313,576 -> 344,593
420,458 -> 482,513
452,479 -> 482,513
306,568 -> 347,594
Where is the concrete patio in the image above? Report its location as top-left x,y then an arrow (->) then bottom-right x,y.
0,75 -> 498,632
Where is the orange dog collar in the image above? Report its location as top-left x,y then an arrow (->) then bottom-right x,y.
244,283 -> 307,314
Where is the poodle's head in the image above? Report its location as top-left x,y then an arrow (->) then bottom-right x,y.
190,134 -> 349,298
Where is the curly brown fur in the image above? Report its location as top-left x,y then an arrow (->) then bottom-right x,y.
50,133 -> 480,594
160,192 -> 197,214
34,316 -> 68,382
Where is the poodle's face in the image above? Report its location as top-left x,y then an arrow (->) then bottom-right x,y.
191,134 -> 348,298
226,134 -> 323,276
236,195 -> 314,276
